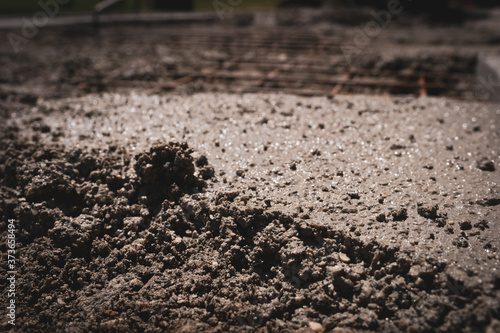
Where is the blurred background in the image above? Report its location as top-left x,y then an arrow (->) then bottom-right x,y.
1,0 -> 500,101
0,0 -> 280,14
1,0 -> 498,15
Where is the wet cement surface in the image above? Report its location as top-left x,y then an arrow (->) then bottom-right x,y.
1,6 -> 500,332
1,91 -> 499,332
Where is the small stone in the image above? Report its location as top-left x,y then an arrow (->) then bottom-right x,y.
391,207 -> 408,221
477,158 -> 495,172
460,220 -> 472,230
123,216 -> 144,231
474,220 -> 488,230
375,213 -> 386,222
390,144 -> 406,150
360,283 -> 373,299
339,253 -> 351,263
417,203 -> 439,219
172,237 -> 183,246
311,148 -> 321,156
408,265 -> 421,278
327,265 -> 344,277
347,192 -> 360,199
100,319 -> 117,330
308,321 -> 324,332
376,268 -> 387,280
415,277 -> 426,289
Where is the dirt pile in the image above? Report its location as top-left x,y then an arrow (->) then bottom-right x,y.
1,5 -> 500,330
1,120 -> 499,332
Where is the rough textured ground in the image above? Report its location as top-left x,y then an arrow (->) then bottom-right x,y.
0,91 -> 499,332
1,6 -> 500,333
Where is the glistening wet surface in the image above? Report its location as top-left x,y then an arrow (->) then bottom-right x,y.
1,92 -> 498,332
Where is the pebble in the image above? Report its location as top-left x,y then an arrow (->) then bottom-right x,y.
308,321 -> 324,333
408,265 -> 421,278
447,268 -> 468,284
360,284 -> 373,299
327,265 -> 344,277
339,253 -> 351,263
100,320 -> 118,330
391,208 -> 408,221
477,158 -> 495,172
123,216 -> 144,231
460,220 -> 472,230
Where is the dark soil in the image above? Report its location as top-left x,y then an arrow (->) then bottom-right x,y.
1,7 -> 500,333
1,92 -> 499,332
